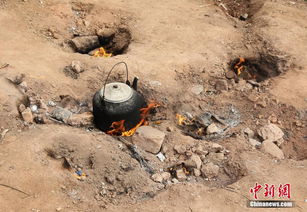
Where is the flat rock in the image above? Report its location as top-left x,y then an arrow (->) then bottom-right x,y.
176,169 -> 187,181
257,124 -> 284,142
173,144 -> 186,155
67,112 -> 93,127
201,162 -> 219,179
151,173 -> 163,183
215,80 -> 228,91
261,140 -> 284,159
132,126 -> 165,154
243,128 -> 255,138
51,107 -> 72,123
71,36 -> 100,54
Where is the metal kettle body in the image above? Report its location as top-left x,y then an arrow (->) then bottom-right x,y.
92,62 -> 146,132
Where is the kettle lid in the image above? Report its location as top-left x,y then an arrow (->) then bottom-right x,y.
100,82 -> 133,103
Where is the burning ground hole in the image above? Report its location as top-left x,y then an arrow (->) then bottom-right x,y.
228,54 -> 288,82
70,27 -> 132,57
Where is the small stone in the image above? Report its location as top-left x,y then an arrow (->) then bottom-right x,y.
173,144 -> 186,154
30,105 -> 38,113
257,124 -> 284,142
156,152 -> 166,162
151,173 -> 163,183
225,71 -> 235,79
261,140 -> 284,159
56,207 -> 62,211
166,126 -> 173,132
249,138 -> 261,147
171,178 -> 179,184
48,101 -> 56,107
175,169 -> 187,181
161,172 -> 171,181
194,146 -> 208,155
19,81 -> 28,92
206,123 -> 220,134
211,143 -> 223,152
21,107 -> 33,123
71,60 -> 84,74
215,80 -> 228,91
243,128 -> 254,138
256,100 -> 267,108
132,126 -> 165,154
190,85 -> 204,95
201,162 -> 219,179
67,112 -> 93,127
184,154 -> 202,170
268,114 -> 278,123
240,13 -> 249,21
193,168 -> 201,177
18,104 -> 26,113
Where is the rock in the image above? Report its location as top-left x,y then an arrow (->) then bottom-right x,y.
201,162 -> 219,179
261,140 -> 284,159
193,168 -> 201,177
96,28 -> 116,39
156,152 -> 166,162
175,169 -> 187,181
194,146 -> 208,155
132,126 -> 165,154
190,85 -> 204,95
18,104 -> 26,113
161,172 -> 171,181
151,173 -> 163,183
48,101 -> 56,107
225,71 -> 235,79
240,13 -> 249,21
249,138 -> 261,147
21,107 -> 33,123
30,105 -> 38,113
257,124 -> 284,142
173,144 -> 186,155
171,178 -> 179,184
207,152 -> 224,164
210,143 -> 223,152
18,81 -> 28,92
70,36 -> 100,54
184,154 -> 202,170
215,80 -> 228,91
50,107 -> 72,123
206,123 -> 220,134
243,128 -> 254,138
71,60 -> 84,73
67,112 -> 93,127
166,126 -> 173,132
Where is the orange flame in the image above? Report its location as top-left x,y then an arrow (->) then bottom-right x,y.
93,47 -> 112,57
176,114 -> 186,125
234,57 -> 245,75
107,102 -> 160,136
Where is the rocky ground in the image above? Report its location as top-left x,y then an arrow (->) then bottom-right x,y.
0,0 -> 306,211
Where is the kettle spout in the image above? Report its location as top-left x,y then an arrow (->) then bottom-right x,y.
132,77 -> 139,91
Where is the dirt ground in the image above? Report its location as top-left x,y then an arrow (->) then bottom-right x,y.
0,0 -> 306,211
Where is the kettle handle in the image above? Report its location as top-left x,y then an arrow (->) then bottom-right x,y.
101,61 -> 129,101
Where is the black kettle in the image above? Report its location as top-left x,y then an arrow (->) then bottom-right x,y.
93,62 -> 146,132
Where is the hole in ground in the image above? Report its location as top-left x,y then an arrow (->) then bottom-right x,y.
228,54 -> 288,82
216,0 -> 264,20
70,27 -> 132,56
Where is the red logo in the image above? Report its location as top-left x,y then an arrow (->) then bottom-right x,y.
250,183 -> 291,199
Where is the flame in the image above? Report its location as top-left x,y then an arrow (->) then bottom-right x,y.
176,114 -> 187,126
107,102 -> 160,136
234,57 -> 245,75
93,47 -> 112,57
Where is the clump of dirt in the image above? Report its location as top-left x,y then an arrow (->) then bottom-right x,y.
229,54 -> 288,82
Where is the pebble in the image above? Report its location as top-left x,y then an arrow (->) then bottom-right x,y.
156,152 -> 166,162
240,13 -> 249,21
215,80 -> 228,91
48,101 -> 56,107
176,169 -> 187,181
201,162 -> 219,179
132,126 -> 165,154
71,60 -> 84,74
21,107 -> 33,123
50,107 -> 72,123
207,152 -> 224,164
173,144 -> 186,155
225,71 -> 235,79
193,168 -> 201,177
243,128 -> 255,138
161,172 -> 171,181
261,140 -> 284,160
206,123 -> 220,134
249,138 -> 261,147
184,154 -> 202,170
30,105 -> 38,113
18,104 -> 26,113
190,85 -> 204,95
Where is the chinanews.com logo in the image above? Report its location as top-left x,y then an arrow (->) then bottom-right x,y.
248,183 -> 295,208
